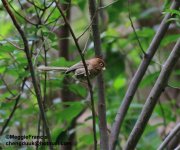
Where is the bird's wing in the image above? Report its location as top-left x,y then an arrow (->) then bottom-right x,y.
74,68 -> 86,76
65,61 -> 89,74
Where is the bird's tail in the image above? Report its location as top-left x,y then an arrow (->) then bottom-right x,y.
37,66 -> 68,72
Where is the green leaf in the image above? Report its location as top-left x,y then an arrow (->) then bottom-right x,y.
58,102 -> 84,123
154,102 -> 176,122
161,34 -> 180,47
113,75 -> 126,90
140,71 -> 160,88
72,0 -> 87,10
77,134 -> 94,148
0,67 -> 6,73
174,69 -> 180,75
164,9 -> 180,16
135,28 -> 155,38
138,125 -> 161,149
0,45 -> 16,52
69,83 -> 87,97
50,57 -> 73,67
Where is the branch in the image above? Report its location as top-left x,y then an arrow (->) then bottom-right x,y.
1,1 -> 53,149
109,1 -> 180,149
0,75 -> 16,97
77,0 -> 118,40
124,39 -> 180,150
167,84 -> 180,90
88,0 -> 109,150
0,78 -> 26,135
175,145 -> 180,150
0,35 -> 24,50
127,0 -> 146,55
77,10 -> 97,40
97,0 -> 118,10
37,66 -> 68,71
27,0 -> 44,11
157,123 -> 180,150
55,1 -> 97,149
9,2 -> 38,26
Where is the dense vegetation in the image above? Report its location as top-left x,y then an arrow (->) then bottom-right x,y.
0,0 -> 179,149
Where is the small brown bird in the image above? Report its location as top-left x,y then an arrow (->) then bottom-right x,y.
38,58 -> 105,80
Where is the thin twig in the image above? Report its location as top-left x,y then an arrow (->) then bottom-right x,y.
33,18 -> 58,66
0,78 -> 27,135
27,0 -> 44,11
167,84 -> 180,90
77,0 -> 118,40
77,0 -> 101,41
45,1 -> 54,9
77,10 -> 98,40
36,114 -> 41,150
98,0 -> 118,10
127,0 -> 146,55
44,17 -> 60,26
44,6 -> 57,23
0,75 -> 15,96
0,35 -> 24,50
158,101 -> 167,127
82,33 -> 90,54
24,82 -> 36,97
9,2 -> 37,26
158,123 -> 180,150
17,0 -> 23,10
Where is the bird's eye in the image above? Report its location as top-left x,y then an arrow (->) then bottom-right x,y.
99,62 -> 104,67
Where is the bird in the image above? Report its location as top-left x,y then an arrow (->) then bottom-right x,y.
37,57 -> 105,80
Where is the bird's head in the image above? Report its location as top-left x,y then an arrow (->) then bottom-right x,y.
90,57 -> 106,71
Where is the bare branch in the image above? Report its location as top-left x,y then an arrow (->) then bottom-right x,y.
0,78 -> 27,135
125,39 -> 180,150
158,123 -> 180,150
77,0 -> 118,40
98,0 -> 118,10
127,0 -> 146,55
9,2 -> 38,26
82,33 -> 90,54
0,75 -> 16,97
109,1 -> 180,149
77,11 -> 97,40
0,35 -> 24,50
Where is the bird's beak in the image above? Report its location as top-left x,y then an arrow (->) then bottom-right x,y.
102,67 -> 106,70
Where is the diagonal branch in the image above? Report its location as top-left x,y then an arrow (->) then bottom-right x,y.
0,78 -> 27,135
157,123 -> 180,150
124,39 -> 180,150
9,2 -> 38,26
109,1 -> 180,149
77,0 -> 118,40
1,1 -> 53,150
127,0 -> 146,55
55,1 -> 97,149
